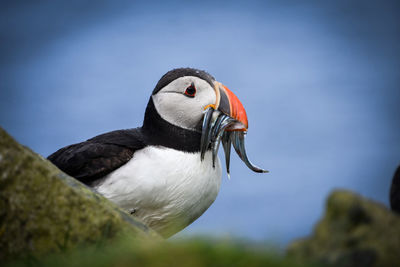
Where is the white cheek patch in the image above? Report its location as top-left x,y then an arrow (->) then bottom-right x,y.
152,76 -> 216,130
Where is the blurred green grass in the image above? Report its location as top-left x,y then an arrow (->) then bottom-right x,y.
5,236 -> 320,267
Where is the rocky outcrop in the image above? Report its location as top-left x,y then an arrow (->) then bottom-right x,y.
0,127 -> 159,260
287,190 -> 400,267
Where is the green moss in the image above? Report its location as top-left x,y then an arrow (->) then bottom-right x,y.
5,237 -> 317,267
287,190 -> 400,267
0,127 -> 159,260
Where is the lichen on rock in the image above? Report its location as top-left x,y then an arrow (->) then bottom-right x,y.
287,190 -> 400,267
0,127 -> 159,260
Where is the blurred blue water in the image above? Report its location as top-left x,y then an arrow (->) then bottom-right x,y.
1,0 -> 399,245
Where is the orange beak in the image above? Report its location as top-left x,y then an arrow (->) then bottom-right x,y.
213,81 -> 248,131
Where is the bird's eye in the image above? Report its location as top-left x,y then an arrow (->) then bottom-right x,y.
184,83 -> 196,98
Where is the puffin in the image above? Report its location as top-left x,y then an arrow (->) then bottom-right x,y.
48,68 -> 267,237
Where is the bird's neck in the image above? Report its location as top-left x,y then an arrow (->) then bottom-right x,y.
142,98 -> 201,153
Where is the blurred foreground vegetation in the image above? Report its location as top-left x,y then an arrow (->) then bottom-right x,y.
5,236 -> 318,267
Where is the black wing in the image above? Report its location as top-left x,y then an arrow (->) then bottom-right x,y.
48,128 -> 146,185
390,165 -> 400,213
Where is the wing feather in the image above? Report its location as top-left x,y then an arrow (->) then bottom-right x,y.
48,128 -> 146,185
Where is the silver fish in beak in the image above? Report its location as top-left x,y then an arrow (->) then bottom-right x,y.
200,82 -> 268,176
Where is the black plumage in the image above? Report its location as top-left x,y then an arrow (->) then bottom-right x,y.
142,98 -> 202,151
48,129 -> 145,185
390,165 -> 400,213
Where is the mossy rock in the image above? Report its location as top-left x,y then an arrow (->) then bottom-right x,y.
0,127 -> 159,260
287,190 -> 400,267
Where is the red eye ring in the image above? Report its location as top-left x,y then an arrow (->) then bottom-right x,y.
184,83 -> 196,97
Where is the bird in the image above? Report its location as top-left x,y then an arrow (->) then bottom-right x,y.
48,68 -> 267,237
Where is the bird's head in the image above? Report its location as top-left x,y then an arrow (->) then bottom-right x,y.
146,68 -> 268,175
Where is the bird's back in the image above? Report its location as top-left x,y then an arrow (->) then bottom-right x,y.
48,128 -> 146,185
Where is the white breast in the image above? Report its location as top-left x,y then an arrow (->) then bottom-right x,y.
94,146 -> 222,237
